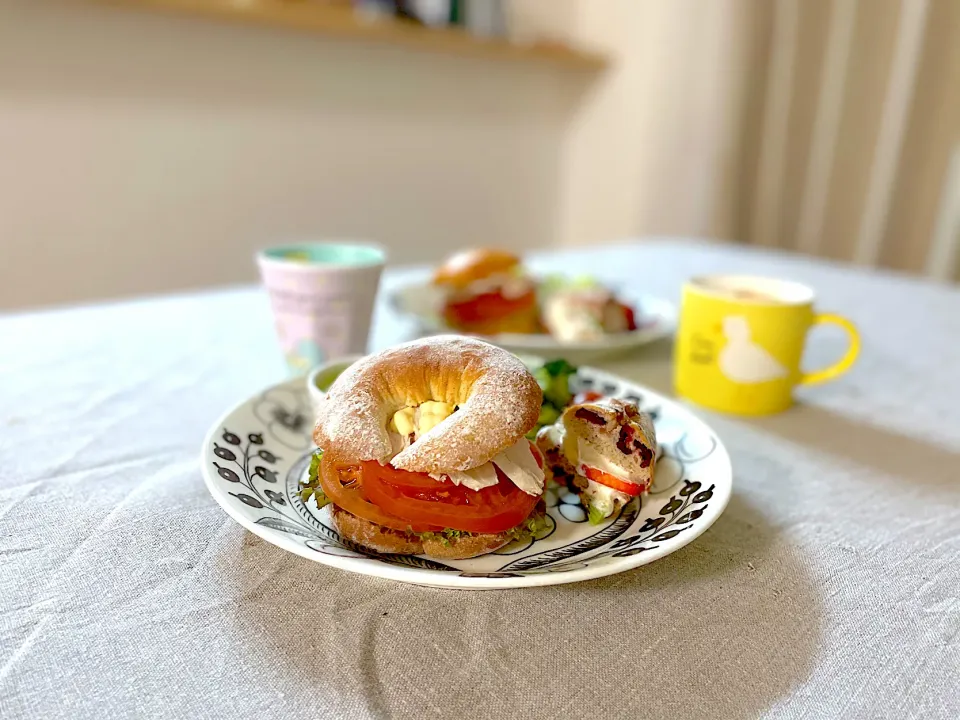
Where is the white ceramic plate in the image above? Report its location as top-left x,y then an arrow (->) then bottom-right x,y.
201,365 -> 731,589
390,282 -> 677,357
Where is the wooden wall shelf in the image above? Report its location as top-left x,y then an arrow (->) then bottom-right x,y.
104,0 -> 608,71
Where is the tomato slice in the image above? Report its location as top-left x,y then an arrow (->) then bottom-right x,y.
530,442 -> 544,469
363,463 -> 540,534
319,457 -> 442,533
572,390 -> 605,406
582,465 -> 646,496
322,444 -> 544,535
445,289 -> 536,325
361,444 -> 543,534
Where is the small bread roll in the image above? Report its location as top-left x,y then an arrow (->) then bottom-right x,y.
538,399 -> 657,491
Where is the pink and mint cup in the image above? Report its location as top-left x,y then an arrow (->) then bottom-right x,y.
256,242 -> 386,376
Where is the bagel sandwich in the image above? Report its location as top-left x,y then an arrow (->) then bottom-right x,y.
432,248 -> 540,335
536,398 -> 657,524
307,336 -> 548,559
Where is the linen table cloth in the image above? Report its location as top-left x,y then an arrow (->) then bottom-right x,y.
1,240 -> 958,719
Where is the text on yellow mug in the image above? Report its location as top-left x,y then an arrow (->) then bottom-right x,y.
674,275 -> 860,415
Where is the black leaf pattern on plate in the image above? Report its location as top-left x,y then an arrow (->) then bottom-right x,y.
586,480 -> 714,562
612,546 -> 648,558
659,497 -> 683,515
611,516 -> 664,546
652,529 -> 685,541
304,540 -> 367,558
252,387 -> 312,451
679,481 -> 702,496
272,406 -> 307,433
256,516 -> 319,539
693,487 -> 715,503
675,508 -> 704,524
254,466 -> 278,483
214,463 -> 240,483
377,554 -> 460,572
460,572 -> 524,579
213,443 -> 236,461
498,496 -> 641,571
231,493 -> 264,508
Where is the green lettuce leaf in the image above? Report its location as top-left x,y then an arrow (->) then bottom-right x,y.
535,359 -> 576,409
298,450 -> 331,508
417,513 -> 550,545
528,358 -> 577,438
588,503 -> 609,525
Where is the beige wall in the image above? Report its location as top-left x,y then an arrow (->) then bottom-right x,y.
881,0 -> 960,275
556,0 -> 753,246
0,0 -> 584,309
0,0 -> 747,310
6,0 -> 952,310
739,0 -> 960,276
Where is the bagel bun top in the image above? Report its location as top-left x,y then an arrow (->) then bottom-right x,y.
312,335 -> 542,474
432,248 -> 523,290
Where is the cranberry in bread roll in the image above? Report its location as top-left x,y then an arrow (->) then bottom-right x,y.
310,336 -> 547,559
433,248 -> 539,335
536,398 -> 656,523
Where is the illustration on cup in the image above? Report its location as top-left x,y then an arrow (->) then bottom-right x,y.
717,316 -> 787,383
286,338 -> 327,375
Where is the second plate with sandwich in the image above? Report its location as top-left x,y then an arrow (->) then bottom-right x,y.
391,248 -> 677,358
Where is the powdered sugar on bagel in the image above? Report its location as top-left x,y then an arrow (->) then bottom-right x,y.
313,336 -> 542,474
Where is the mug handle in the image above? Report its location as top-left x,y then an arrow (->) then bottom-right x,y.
800,313 -> 861,386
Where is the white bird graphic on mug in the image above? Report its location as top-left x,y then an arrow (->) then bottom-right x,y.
718,316 -> 788,383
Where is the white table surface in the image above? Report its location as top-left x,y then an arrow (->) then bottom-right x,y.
1,239 -> 958,719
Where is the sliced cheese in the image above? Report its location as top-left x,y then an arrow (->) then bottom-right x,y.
494,439 -> 545,496
431,464 -> 500,492
382,434 -> 544,496
576,439 -> 633,481
430,440 -> 543,496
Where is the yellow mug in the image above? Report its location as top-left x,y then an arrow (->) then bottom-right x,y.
674,275 -> 860,415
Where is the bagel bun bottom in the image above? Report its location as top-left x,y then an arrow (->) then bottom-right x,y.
442,297 -> 541,335
330,501 -> 548,560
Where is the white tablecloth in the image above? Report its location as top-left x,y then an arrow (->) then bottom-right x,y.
2,240 -> 958,719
